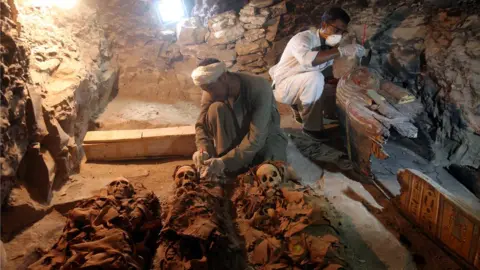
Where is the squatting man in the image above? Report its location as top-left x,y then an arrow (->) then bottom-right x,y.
190,58 -> 288,179
269,7 -> 366,140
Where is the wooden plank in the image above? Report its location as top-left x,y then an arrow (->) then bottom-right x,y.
395,168 -> 480,268
142,126 -> 195,139
84,129 -> 143,143
83,126 -> 196,161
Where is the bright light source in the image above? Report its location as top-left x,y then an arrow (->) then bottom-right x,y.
157,0 -> 186,24
28,0 -> 77,9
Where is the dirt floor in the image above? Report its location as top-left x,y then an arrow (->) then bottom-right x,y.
2,101 -> 462,270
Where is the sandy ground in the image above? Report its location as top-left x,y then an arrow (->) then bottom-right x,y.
3,100 -> 461,270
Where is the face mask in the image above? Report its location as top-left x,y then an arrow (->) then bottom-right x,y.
325,34 -> 342,46
318,28 -> 342,47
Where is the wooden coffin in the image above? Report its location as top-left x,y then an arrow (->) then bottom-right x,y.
396,168 -> 480,268
83,126 -> 196,161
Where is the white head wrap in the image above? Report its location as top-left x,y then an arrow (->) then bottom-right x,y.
191,62 -> 227,86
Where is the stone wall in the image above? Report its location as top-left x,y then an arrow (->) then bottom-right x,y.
1,0 -> 119,205
178,0 -> 287,75
1,0 -> 30,205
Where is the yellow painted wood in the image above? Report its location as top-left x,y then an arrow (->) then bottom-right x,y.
83,126 -> 196,161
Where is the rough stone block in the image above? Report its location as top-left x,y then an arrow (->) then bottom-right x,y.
237,54 -> 262,65
259,8 -> 271,18
269,1 -> 287,17
26,89 -> 48,142
239,15 -> 268,26
22,144 -> 56,203
208,24 -> 245,45
176,18 -> 209,45
265,17 -> 280,42
235,38 -> 269,56
180,44 -> 236,62
243,23 -> 263,30
248,0 -> 274,8
240,5 -> 256,16
244,28 -> 266,42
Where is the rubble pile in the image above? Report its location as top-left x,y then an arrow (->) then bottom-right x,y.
152,165 -> 246,270
28,178 -> 162,269
232,161 -> 348,269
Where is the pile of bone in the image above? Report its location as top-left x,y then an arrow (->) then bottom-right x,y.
152,165 -> 246,270
233,161 -> 347,269
28,178 -> 162,270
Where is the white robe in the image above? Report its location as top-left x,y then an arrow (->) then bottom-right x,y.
269,29 -> 334,107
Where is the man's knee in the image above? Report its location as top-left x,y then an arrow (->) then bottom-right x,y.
309,72 -> 325,89
207,102 -> 228,120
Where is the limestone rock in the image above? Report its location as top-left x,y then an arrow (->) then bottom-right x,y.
246,58 -> 267,68
239,15 -> 268,26
237,54 -> 263,65
269,1 -> 287,17
259,8 -> 271,18
22,144 -> 56,203
244,23 -> 263,30
160,42 -> 182,63
240,6 -> 256,16
208,10 -> 237,30
208,24 -> 245,45
1,0 -> 30,206
180,44 -> 236,62
265,17 -> 280,42
248,0 -> 274,8
244,28 -> 266,42
235,38 -> 269,56
176,18 -> 209,45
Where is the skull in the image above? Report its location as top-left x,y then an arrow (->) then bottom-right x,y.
107,177 -> 134,199
174,165 -> 198,188
256,164 -> 282,189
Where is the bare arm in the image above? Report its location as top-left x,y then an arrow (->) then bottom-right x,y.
312,47 -> 340,66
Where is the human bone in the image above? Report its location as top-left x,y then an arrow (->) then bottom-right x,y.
174,165 -> 198,188
107,177 -> 134,199
256,164 -> 282,189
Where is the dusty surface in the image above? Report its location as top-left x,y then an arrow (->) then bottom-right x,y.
95,97 -> 200,131
2,102 -> 462,269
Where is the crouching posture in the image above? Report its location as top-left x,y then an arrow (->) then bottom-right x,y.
191,58 -> 288,178
269,7 -> 365,140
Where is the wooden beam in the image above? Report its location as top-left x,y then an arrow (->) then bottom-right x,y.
83,126 -> 196,161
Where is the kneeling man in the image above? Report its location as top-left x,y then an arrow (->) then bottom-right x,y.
191,58 -> 287,178
269,7 -> 365,140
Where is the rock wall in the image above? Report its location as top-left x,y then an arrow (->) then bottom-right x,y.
345,4 -> 480,172
1,0 -> 30,205
1,0 -> 119,205
95,0 -> 201,103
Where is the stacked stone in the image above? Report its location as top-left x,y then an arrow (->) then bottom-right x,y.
233,0 -> 287,74
176,11 -> 240,68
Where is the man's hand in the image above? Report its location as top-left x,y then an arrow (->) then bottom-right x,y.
338,44 -> 366,58
200,158 -> 225,179
192,150 -> 209,167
